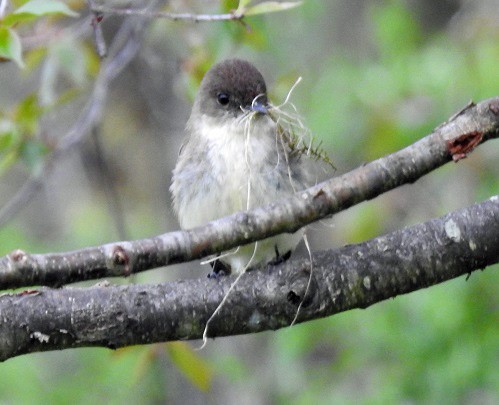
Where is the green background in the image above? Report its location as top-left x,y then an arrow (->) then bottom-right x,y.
0,0 -> 497,403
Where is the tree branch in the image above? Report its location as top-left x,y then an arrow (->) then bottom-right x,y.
89,4 -> 244,23
0,97 -> 498,290
1,196 -> 497,361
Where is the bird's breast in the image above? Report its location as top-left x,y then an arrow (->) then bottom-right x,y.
178,114 -> 292,227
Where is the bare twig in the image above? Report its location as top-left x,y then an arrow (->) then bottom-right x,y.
1,196 -> 497,361
0,96 -> 498,290
89,4 -> 244,23
87,0 -> 107,58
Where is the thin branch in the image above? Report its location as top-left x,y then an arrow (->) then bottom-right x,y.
89,4 -> 244,23
0,96 -> 498,290
0,196 -> 497,361
87,0 -> 107,58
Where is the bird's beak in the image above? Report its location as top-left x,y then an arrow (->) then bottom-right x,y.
248,100 -> 268,114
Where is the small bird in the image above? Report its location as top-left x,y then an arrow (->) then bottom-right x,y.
171,59 -> 311,275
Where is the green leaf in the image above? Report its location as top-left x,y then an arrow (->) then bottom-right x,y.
0,27 -> 24,68
236,0 -> 253,14
166,342 -> 213,392
0,94 -> 47,174
15,94 -> 43,134
2,12 -> 37,26
23,46 -> 47,72
3,0 -> 79,25
0,121 -> 21,175
244,1 -> 302,16
0,149 -> 20,175
0,126 -> 16,152
221,0 -> 239,13
14,0 -> 78,17
238,0 -> 253,8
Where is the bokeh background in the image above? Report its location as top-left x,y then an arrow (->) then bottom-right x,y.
0,0 -> 498,403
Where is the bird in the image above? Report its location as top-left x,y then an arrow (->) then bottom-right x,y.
171,59 -> 311,275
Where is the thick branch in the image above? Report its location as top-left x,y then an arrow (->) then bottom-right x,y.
1,97 -> 498,290
1,196 -> 497,361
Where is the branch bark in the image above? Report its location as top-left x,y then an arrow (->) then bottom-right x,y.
1,196 -> 497,361
0,97 -> 498,290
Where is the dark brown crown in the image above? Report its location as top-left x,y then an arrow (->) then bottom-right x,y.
195,59 -> 268,117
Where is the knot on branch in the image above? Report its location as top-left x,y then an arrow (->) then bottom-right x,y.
106,245 -> 131,276
9,249 -> 27,265
447,131 -> 484,162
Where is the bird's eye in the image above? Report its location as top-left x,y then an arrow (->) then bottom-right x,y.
217,92 -> 230,106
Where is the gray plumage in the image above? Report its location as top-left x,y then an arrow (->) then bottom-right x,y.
171,59 -> 310,273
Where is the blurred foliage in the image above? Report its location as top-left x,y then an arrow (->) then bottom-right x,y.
0,0 -> 78,67
0,0 -> 498,403
0,94 -> 46,174
166,342 -> 214,391
0,0 -> 95,180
